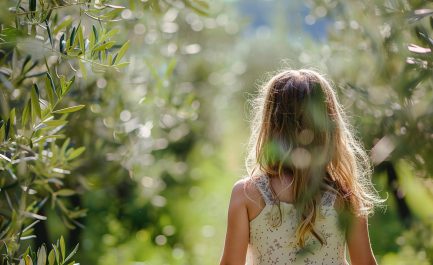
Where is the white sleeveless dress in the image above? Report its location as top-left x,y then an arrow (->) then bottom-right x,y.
246,175 -> 348,265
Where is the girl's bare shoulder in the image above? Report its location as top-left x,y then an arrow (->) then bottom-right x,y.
231,176 -> 265,208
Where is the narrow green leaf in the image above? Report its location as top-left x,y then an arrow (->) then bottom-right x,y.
48,250 -> 54,265
34,83 -> 40,95
8,108 -> 16,139
37,245 -> 47,265
45,20 -> 53,47
89,28 -> 95,50
79,60 -> 87,79
107,53 -> 113,65
53,17 -> 72,35
32,134 -> 65,143
99,28 -> 119,43
69,26 -> 76,47
77,26 -> 85,53
22,220 -> 40,233
113,62 -> 130,69
24,247 -> 30,258
55,189 -> 75,196
0,123 -> 4,141
4,118 -> 10,140
93,41 -> 115,52
23,211 -> 47,220
22,99 -> 31,127
52,105 -> 85,114
111,53 -> 118,65
59,76 -> 75,96
42,120 -> 68,127
64,243 -> 79,264
67,147 -> 85,160
46,72 -> 57,97
60,236 -> 65,262
92,25 -> 98,43
51,243 -> 59,265
104,4 -> 125,9
44,9 -> 53,22
24,255 -> 33,265
60,33 -> 65,54
114,40 -> 130,64
61,138 -> 70,155
31,84 -> 42,119
60,214 -> 76,229
99,8 -> 122,20
45,76 -> 55,107
22,55 -> 32,73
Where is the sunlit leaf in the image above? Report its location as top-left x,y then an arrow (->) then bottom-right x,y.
58,75 -> 73,96
52,105 -> 85,114
32,134 -> 65,143
48,250 -> 54,265
0,121 -> 5,141
92,25 -> 98,43
37,245 -> 46,265
22,220 -> 40,233
67,147 -> 85,160
4,118 -> 10,140
93,41 -> 115,52
99,28 -> 119,43
46,21 -> 53,48
22,211 -> 47,220
79,60 -> 87,79
31,85 -> 41,121
53,17 -> 73,35
8,108 -> 16,139
43,120 -> 68,127
69,26 -> 77,48
104,4 -> 125,9
51,243 -> 59,265
64,243 -> 79,264
21,99 -> 31,127
408,44 -> 431,54
60,236 -> 65,261
24,254 -> 33,265
410,9 -> 433,22
55,189 -> 75,197
60,33 -> 65,54
113,62 -> 130,69
45,77 -> 55,108
77,26 -> 85,54
114,40 -> 129,64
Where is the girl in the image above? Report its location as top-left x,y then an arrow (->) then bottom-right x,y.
220,69 -> 383,265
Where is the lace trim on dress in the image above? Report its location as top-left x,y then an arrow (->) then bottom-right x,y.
253,174 -> 337,208
253,175 -> 274,205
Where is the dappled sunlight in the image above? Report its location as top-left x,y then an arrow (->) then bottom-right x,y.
1,0 -> 433,264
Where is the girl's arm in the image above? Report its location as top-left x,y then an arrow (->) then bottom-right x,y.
220,180 -> 250,265
346,215 -> 377,265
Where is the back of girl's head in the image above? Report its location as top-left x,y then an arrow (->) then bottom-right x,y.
254,70 -> 336,175
245,68 -> 383,246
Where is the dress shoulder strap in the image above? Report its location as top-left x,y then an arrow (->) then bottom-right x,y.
253,175 -> 274,205
320,190 -> 337,208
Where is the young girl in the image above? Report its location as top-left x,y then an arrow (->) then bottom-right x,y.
220,69 -> 383,265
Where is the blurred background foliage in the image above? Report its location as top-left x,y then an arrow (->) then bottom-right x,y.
1,0 -> 433,264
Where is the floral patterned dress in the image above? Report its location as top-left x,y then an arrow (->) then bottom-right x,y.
246,175 -> 348,265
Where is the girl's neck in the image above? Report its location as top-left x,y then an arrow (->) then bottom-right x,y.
268,174 -> 294,203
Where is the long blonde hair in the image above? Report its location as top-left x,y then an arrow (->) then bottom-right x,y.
245,69 -> 382,247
